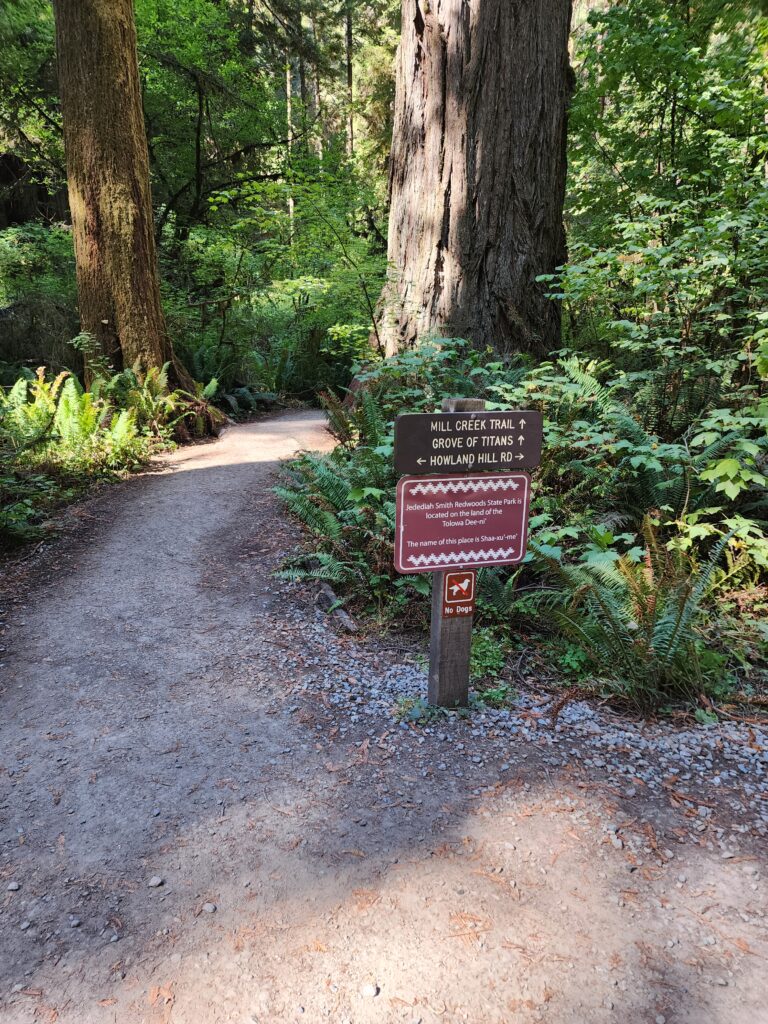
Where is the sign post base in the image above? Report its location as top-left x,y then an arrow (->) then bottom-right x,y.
429,570 -> 474,707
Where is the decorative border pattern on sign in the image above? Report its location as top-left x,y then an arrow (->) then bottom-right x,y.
395,472 -> 531,574
409,478 -> 520,496
408,547 -> 518,567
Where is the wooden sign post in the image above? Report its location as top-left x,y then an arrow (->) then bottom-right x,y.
429,398 -> 484,706
393,398 -> 540,708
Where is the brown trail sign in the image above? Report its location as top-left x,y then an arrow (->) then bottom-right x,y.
393,398 -> 539,708
394,410 -> 542,475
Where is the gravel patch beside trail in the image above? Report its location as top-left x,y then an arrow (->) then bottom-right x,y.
0,410 -> 766,1024
301,648 -> 768,846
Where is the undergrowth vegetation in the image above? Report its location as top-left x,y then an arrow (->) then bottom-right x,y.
278,338 -> 767,712
0,361 -> 222,548
279,0 -> 768,713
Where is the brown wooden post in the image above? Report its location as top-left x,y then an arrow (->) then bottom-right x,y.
428,397 -> 485,707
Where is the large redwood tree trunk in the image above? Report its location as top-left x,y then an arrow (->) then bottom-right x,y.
381,0 -> 573,358
52,0 -> 182,378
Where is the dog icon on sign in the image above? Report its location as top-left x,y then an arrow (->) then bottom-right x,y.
444,571 -> 476,605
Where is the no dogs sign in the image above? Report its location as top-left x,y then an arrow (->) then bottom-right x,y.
442,571 -> 476,617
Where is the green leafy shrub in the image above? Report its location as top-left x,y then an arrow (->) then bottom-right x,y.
0,226 -> 79,375
470,627 -> 508,681
530,521 -> 735,707
555,643 -> 592,680
475,682 -> 517,709
0,359 -> 220,548
278,339 -> 766,709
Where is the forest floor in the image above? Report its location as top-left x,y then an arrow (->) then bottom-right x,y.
0,410 -> 767,1024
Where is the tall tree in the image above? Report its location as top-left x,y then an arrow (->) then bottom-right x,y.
52,0 -> 183,378
345,0 -> 355,157
380,0 -> 573,357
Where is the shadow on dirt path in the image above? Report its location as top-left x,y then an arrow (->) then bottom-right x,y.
0,411 -> 766,1024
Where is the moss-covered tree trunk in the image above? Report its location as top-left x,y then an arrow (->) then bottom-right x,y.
52,0 -> 184,379
380,0 -> 573,358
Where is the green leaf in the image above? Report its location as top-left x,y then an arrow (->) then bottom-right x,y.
348,486 -> 385,502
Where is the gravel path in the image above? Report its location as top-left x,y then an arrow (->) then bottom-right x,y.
0,409 -> 766,1024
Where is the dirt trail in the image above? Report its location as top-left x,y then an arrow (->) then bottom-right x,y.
1,410 -> 766,1024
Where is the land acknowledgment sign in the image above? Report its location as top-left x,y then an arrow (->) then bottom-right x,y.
394,472 -> 531,574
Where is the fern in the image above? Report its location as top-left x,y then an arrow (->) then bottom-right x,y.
5,377 -> 30,411
54,378 -> 100,444
357,389 -> 387,447
273,486 -> 343,540
277,551 -> 362,586
530,519 -> 735,706
0,368 -> 68,452
319,389 -> 356,445
654,530 -> 732,671
303,457 -> 353,511
106,409 -> 139,449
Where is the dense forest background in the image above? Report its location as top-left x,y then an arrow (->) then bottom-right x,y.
1,0 -> 767,710
1,0 -> 400,395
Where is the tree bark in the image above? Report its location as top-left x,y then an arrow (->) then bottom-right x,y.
310,11 -> 325,160
286,51 -> 296,245
52,0 -> 184,380
381,0 -> 574,358
296,2 -> 309,113
345,0 -> 354,157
